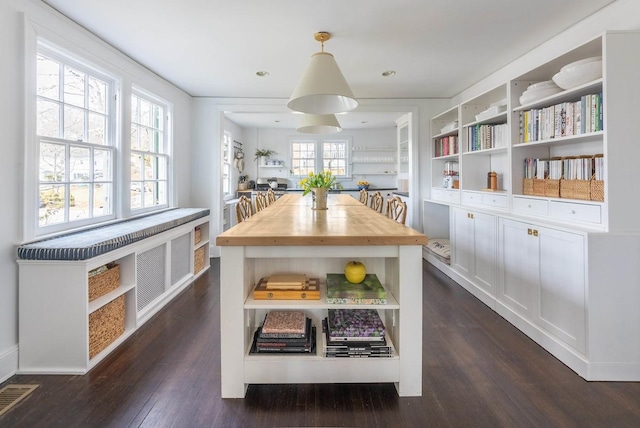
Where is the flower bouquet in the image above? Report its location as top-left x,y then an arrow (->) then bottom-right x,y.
298,171 -> 337,196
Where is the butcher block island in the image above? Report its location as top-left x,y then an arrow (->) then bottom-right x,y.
216,194 -> 427,398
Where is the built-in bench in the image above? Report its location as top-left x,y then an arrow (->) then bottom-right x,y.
17,208 -> 209,261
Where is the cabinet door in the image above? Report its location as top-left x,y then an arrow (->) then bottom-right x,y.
452,208 -> 473,277
537,227 -> 586,353
452,208 -> 496,295
472,211 -> 496,295
497,218 -> 537,318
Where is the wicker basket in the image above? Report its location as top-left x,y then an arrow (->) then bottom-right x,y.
89,295 -> 125,359
194,246 -> 205,274
591,180 -> 604,202
88,264 -> 120,302
532,179 -> 546,196
194,226 -> 202,244
545,179 -> 561,197
523,178 -> 533,196
560,179 -> 591,200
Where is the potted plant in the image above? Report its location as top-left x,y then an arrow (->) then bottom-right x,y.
254,149 -> 277,165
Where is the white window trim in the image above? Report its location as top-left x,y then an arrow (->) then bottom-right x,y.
128,87 -> 173,216
26,38 -> 120,239
289,137 -> 352,180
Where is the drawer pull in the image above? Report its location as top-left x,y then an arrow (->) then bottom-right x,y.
528,228 -> 532,235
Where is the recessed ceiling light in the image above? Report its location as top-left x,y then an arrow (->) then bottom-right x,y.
382,70 -> 396,77
256,71 -> 270,77
361,121 -> 368,124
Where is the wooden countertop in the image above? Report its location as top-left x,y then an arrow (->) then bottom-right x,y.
216,194 -> 428,247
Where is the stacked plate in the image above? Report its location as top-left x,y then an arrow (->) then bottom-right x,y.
552,56 -> 602,90
519,80 -> 562,106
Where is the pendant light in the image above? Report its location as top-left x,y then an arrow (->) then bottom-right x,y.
288,32 -> 358,115
296,114 -> 342,134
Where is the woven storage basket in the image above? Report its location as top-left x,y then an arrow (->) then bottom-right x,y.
523,178 -> 534,196
89,295 -> 125,359
545,179 -> 561,198
194,246 -> 205,274
88,264 -> 120,302
560,179 -> 591,200
194,226 -> 202,244
532,179 -> 546,196
591,180 -> 604,202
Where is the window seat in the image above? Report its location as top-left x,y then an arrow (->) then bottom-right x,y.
17,208 -> 209,261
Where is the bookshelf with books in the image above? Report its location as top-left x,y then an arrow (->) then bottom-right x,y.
459,83 -> 510,209
430,105 -> 461,204
423,31 -> 640,382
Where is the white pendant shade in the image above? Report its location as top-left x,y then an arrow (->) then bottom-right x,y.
288,52 -> 358,115
296,114 -> 342,134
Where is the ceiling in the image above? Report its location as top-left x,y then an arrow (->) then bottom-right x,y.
43,0 -> 616,129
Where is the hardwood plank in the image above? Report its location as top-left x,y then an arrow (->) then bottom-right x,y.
2,259 -> 640,427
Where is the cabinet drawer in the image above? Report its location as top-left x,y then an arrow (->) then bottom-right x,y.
513,196 -> 549,216
549,201 -> 601,224
432,188 -> 460,204
461,191 -> 482,206
482,193 -> 508,208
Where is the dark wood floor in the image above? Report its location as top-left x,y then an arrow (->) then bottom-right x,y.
2,259 -> 640,427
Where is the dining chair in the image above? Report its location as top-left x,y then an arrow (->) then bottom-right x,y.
266,188 -> 277,205
369,192 -> 384,213
359,189 -> 369,205
255,191 -> 268,212
236,195 -> 254,223
386,196 -> 407,225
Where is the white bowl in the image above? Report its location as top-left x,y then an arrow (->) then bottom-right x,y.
527,80 -> 559,91
560,56 -> 602,72
519,87 -> 563,105
552,60 -> 602,89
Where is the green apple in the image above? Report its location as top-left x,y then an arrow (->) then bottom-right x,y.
344,261 -> 366,283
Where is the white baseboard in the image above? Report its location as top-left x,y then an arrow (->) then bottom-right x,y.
0,345 -> 18,384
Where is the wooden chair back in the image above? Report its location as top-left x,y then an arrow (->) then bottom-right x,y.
255,191 -> 268,212
236,195 -> 254,223
266,189 -> 277,205
359,189 -> 369,205
386,196 -> 407,225
369,192 -> 384,213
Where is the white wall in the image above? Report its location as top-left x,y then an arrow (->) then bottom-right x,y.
0,0 -> 193,383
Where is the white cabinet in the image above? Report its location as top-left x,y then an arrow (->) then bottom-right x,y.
452,207 -> 497,302
397,115 -> 410,179
497,218 -> 586,353
18,213 -> 210,374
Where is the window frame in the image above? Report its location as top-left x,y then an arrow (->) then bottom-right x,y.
290,137 -> 351,179
32,41 -> 118,237
129,88 -> 172,215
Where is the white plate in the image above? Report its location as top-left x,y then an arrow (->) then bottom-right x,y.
552,60 -> 602,89
560,56 -> 602,72
519,87 -> 563,105
527,80 -> 559,91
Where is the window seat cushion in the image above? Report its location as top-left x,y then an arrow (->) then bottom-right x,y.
17,208 -> 209,261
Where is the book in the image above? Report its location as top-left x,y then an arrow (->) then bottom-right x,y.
253,277 -> 320,300
325,273 -> 387,301
327,309 -> 386,342
322,319 -> 394,358
266,273 -> 307,289
261,310 -> 306,335
250,325 -> 316,354
259,316 -> 312,339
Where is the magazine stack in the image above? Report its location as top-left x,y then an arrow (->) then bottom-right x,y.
250,310 -> 315,354
322,309 -> 394,358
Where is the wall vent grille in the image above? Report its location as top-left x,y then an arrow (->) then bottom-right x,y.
0,384 -> 39,416
171,234 -> 190,286
136,244 -> 166,311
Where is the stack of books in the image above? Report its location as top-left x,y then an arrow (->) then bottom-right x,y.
252,274 -> 320,300
325,273 -> 387,304
322,309 -> 394,358
250,310 -> 315,354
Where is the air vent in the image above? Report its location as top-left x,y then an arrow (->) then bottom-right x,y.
0,384 -> 39,416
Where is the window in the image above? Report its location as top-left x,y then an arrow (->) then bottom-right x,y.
36,47 -> 115,231
290,138 -> 350,177
130,91 -> 170,212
